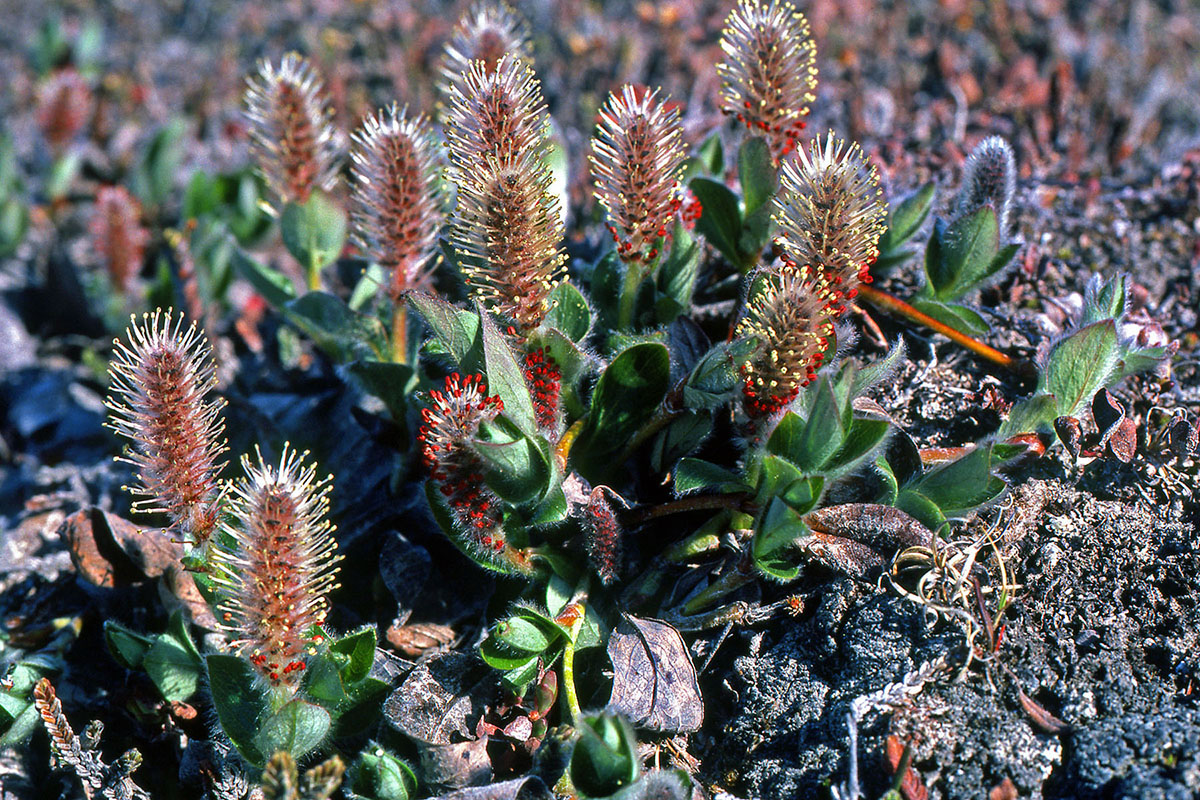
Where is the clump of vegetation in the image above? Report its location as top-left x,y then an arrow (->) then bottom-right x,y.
1,1 -> 1191,799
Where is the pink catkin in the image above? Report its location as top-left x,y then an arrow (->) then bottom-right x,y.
106,309 -> 227,550
215,445 -> 341,691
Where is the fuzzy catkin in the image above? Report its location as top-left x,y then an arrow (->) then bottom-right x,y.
718,0 -> 818,163
214,445 -> 341,692
106,309 -> 227,550
349,105 -> 443,299
590,85 -> 685,264
244,53 -> 341,207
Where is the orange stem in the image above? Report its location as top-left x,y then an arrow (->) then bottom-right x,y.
857,284 -> 1018,372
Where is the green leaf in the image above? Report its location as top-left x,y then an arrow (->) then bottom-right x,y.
766,379 -> 844,472
998,393 -> 1058,438
696,132 -> 724,176
481,311 -> 538,435
46,151 -> 81,201
738,137 -> 777,218
331,627 -> 377,685
409,292 -> 482,370
0,197 -> 29,259
132,118 -> 187,210
683,338 -> 757,409
104,622 -> 155,671
350,744 -> 418,800
0,704 -> 39,747
674,458 -> 749,495
825,418 -> 891,477
924,207 -> 1001,301
910,298 -> 990,337
689,177 -> 743,266
571,712 -> 641,797
256,700 -> 331,760
897,445 -> 1008,526
753,498 -> 807,581
143,613 -> 202,702
754,454 -> 803,505
658,222 -> 702,315
473,421 -> 551,505
545,282 -> 591,342
303,654 -> 348,707
879,183 -> 934,252
650,411 -> 713,473
423,483 -> 531,577
1040,319 -> 1120,417
233,249 -> 297,308
280,190 -> 347,272
206,654 -> 270,766
850,339 -> 906,397
573,343 -> 670,482
284,292 -> 388,362
493,616 -> 555,654
345,361 -> 417,423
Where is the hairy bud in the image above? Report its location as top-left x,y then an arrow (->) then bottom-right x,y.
244,53 -> 341,207
718,0 -> 818,163
350,105 -> 444,299
737,267 -> 836,418
524,347 -> 563,435
955,135 -> 1017,233
774,133 -> 887,314
106,310 -> 227,550
419,374 -> 533,573
439,1 -> 531,98
90,186 -> 149,292
583,486 -> 623,585
590,85 -> 685,264
214,445 -> 341,692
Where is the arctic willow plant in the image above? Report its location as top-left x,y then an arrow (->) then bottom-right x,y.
103,311 -> 387,772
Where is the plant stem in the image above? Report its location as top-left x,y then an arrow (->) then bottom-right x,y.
682,565 -> 756,616
306,255 -> 322,292
390,304 -> 409,365
625,493 -> 753,526
617,260 -> 646,331
557,601 -> 586,725
858,284 -> 1019,372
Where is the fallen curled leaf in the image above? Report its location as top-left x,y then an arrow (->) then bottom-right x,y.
60,507 -> 181,588
607,615 -> 702,734
1165,414 -> 1198,457
1017,688 -> 1069,735
804,532 -> 886,578
386,622 -> 457,659
805,504 -> 934,552
1053,415 -> 1082,460
385,652 -> 496,789
429,776 -> 551,800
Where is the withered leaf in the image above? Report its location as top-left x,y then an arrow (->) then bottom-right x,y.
606,615 -> 702,734
1053,415 -> 1082,460
805,504 -> 934,552
60,508 -> 181,588
1017,689 -> 1069,735
429,776 -> 551,800
1165,414 -> 1197,458
419,738 -> 492,791
805,532 -> 887,578
384,652 -> 495,745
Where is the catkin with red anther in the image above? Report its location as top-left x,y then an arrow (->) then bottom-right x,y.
774,133 -> 887,315
349,105 -> 444,299
106,309 -> 227,550
590,85 -> 686,265
244,53 -> 341,207
213,445 -> 341,692
717,0 -> 818,163
737,267 -> 836,418
418,373 -> 534,574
